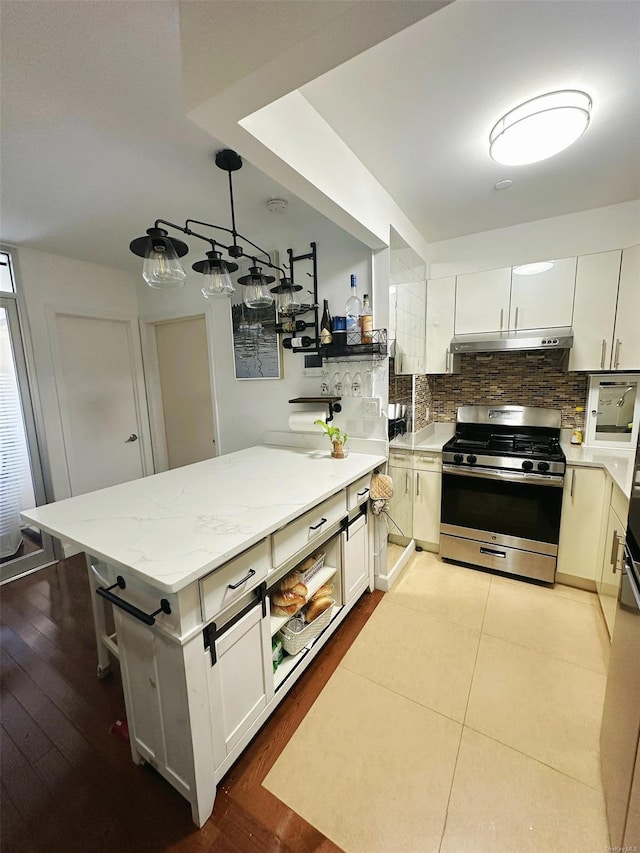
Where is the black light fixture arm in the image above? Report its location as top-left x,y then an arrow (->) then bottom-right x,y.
185,219 -> 278,270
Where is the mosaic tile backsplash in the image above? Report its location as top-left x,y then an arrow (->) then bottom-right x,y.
391,350 -> 589,433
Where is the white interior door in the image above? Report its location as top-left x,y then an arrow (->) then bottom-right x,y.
53,313 -> 149,495
154,316 -> 216,469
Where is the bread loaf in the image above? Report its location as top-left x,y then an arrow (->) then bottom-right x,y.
304,596 -> 333,623
280,572 -> 303,591
310,584 -> 334,601
299,555 -> 317,573
272,589 -> 306,608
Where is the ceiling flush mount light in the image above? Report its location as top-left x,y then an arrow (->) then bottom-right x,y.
129,149 -> 297,300
513,262 -> 554,275
489,90 -> 592,166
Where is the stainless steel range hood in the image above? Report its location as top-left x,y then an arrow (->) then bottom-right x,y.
450,327 -> 574,355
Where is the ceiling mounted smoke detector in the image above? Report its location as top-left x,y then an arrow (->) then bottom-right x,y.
489,90 -> 592,166
266,198 -> 288,214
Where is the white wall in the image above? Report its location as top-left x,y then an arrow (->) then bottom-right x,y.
428,200 -> 640,278
15,246 -> 143,501
136,216 -> 387,454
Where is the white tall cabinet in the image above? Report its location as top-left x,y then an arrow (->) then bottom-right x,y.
568,245 -> 639,372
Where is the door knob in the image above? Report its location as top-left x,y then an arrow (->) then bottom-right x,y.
125,433 -> 138,443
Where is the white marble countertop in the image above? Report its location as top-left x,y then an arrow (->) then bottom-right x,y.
22,445 -> 386,593
389,422 -> 455,452
561,440 -> 635,498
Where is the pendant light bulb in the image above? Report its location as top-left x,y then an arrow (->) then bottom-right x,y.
142,238 -> 187,289
239,266 -> 274,309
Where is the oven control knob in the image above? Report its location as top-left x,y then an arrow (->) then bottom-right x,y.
522,460 -> 533,471
453,454 -> 464,464
537,461 -> 550,472
466,454 -> 477,465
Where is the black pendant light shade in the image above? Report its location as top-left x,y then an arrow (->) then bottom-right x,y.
191,250 -> 239,275
129,227 -> 189,259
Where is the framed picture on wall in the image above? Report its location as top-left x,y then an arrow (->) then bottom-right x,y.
230,253 -> 283,380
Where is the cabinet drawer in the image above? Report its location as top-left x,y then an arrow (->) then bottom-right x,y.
273,492 -> 346,568
413,452 -> 442,472
199,540 -> 270,622
347,475 -> 371,510
388,451 -> 412,469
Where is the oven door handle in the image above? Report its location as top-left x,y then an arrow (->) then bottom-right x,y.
442,464 -> 564,488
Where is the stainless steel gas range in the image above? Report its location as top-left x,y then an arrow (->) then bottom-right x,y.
440,405 -> 566,583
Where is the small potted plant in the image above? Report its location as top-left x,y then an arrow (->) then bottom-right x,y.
315,419 -> 348,459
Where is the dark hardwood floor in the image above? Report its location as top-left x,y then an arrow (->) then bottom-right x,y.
0,554 -> 383,852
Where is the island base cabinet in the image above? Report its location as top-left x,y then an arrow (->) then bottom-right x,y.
206,597 -> 274,762
113,609 -> 218,827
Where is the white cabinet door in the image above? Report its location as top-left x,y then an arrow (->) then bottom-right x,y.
598,502 -> 626,639
426,276 -> 457,374
342,511 -> 368,603
387,460 -> 413,541
568,251 -> 621,372
412,467 -> 441,547
556,466 -> 607,583
612,244 -> 640,371
206,600 -> 273,762
455,268 -> 511,334
509,257 -> 576,331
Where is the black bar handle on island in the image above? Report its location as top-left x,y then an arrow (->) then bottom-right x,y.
96,575 -> 172,625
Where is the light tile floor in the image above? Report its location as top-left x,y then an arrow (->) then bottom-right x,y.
264,551 -> 612,853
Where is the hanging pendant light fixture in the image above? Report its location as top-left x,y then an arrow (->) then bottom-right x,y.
129,149 -> 299,300
192,249 -> 237,298
129,227 -> 189,289
237,266 -> 275,308
489,90 -> 592,166
270,276 -> 303,315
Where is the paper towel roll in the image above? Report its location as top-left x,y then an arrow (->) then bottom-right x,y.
288,410 -> 325,433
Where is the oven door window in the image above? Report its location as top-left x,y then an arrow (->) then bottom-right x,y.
441,472 -> 563,545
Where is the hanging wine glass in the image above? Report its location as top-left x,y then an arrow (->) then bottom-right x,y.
352,372 -> 362,397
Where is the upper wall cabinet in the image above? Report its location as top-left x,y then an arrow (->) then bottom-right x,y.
568,245 -> 639,372
425,276 -> 458,374
454,268 -> 512,335
453,258 -> 577,336
509,257 -> 576,331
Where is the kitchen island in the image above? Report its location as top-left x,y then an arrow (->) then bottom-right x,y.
22,444 -> 386,826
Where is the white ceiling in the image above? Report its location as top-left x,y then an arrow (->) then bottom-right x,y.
302,0 -> 640,243
1,0 -> 638,272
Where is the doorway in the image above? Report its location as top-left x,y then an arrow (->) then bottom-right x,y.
0,251 -> 56,583
144,315 -> 217,470
49,311 -> 152,495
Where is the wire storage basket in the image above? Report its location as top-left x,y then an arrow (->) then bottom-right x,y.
278,600 -> 335,655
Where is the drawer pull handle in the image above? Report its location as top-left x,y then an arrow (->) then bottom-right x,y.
309,517 -> 327,531
96,576 -> 171,625
480,547 -> 506,558
357,488 -> 370,497
227,568 -> 256,590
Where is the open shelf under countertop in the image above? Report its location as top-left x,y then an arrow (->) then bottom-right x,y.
269,565 -> 337,636
273,604 -> 342,691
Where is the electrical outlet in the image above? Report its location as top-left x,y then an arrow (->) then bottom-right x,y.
362,397 -> 381,417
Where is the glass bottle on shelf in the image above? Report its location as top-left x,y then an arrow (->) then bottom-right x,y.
360,294 -> 373,344
345,274 -> 361,338
320,299 -> 333,344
